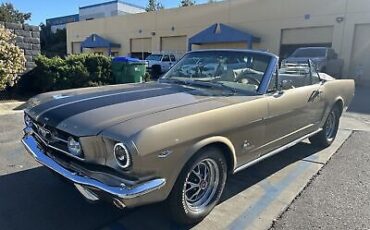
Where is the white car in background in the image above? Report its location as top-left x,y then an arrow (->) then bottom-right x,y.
145,53 -> 177,73
282,47 -> 344,78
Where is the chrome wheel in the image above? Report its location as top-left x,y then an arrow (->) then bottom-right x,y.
183,158 -> 220,213
325,111 -> 336,140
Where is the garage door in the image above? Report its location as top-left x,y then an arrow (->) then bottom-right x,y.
195,42 -> 247,50
280,26 -> 334,59
281,26 -> 333,45
350,24 -> 370,85
160,36 -> 187,56
130,38 -> 152,59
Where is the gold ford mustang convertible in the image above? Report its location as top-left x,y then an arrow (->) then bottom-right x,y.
22,50 -> 354,224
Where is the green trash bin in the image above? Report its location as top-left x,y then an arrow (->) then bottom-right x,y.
112,57 -> 146,84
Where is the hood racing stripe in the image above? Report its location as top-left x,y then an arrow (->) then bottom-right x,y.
38,87 -> 178,127
31,84 -> 170,117
35,87 -> 171,120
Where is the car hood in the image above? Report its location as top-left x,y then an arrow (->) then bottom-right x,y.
26,83 -> 231,137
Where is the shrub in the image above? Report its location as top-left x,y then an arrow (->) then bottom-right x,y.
24,53 -> 113,93
0,25 -> 26,90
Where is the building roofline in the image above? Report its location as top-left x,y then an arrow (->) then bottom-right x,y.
46,14 -> 79,22
79,0 -> 145,10
187,49 -> 278,59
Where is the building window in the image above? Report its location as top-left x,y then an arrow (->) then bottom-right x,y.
111,52 -> 119,57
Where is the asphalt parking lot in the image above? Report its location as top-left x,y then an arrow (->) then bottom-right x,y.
0,87 -> 369,230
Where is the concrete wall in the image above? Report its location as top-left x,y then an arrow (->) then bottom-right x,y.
1,22 -> 40,72
67,0 -> 370,81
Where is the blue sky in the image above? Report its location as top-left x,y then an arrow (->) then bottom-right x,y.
3,0 -> 208,25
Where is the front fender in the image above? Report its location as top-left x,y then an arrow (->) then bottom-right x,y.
127,135 -> 236,201
184,136 -> 237,172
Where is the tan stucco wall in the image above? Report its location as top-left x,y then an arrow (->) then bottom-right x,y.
67,0 -> 370,78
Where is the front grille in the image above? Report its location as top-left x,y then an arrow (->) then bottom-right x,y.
29,119 -> 84,161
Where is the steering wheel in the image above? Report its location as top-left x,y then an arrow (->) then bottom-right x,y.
235,76 -> 260,86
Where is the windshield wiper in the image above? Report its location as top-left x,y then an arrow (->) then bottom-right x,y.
160,78 -> 236,94
159,78 -> 189,86
191,80 -> 237,94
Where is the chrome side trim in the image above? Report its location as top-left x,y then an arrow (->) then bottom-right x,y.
255,124 -> 315,151
233,128 -> 322,174
22,134 -> 166,200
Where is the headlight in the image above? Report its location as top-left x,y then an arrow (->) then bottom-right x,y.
24,113 -> 33,127
67,137 -> 82,157
114,143 -> 131,169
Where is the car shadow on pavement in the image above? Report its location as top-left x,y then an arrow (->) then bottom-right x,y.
0,142 -> 322,230
220,142 -> 321,203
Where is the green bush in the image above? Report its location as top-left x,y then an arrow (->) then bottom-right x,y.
25,53 -> 113,93
0,25 -> 26,91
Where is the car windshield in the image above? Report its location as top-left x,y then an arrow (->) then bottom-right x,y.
146,54 -> 162,61
291,48 -> 326,58
162,51 -> 271,93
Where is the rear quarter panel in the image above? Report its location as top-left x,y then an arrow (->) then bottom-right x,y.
320,79 -> 355,125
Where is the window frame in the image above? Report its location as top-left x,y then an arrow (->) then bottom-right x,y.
162,55 -> 170,62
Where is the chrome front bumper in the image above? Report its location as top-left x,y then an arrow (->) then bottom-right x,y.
22,134 -> 166,207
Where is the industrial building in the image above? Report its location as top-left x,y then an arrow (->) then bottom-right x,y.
66,0 -> 370,85
46,0 -> 144,32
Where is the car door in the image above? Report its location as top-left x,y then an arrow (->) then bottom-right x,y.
262,66 -> 323,154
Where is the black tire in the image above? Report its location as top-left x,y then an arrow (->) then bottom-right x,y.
167,147 -> 227,225
309,106 -> 341,148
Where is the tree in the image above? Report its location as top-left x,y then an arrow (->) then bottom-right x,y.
146,0 -> 164,12
0,25 -> 26,90
39,23 -> 66,57
180,0 -> 195,7
0,3 -> 31,24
